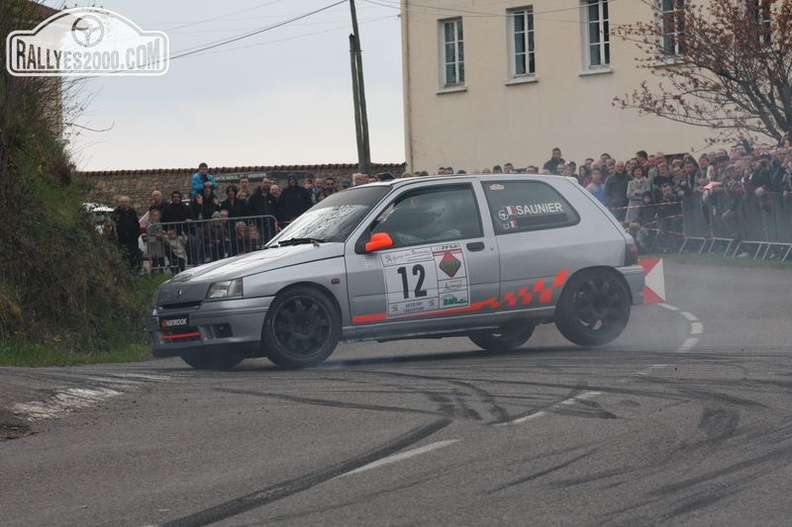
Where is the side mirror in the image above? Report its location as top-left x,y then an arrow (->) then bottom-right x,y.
364,232 -> 394,253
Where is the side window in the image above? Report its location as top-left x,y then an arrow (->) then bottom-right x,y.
371,184 -> 482,248
483,180 -> 580,235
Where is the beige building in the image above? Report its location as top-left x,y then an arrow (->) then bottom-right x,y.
400,0 -> 713,172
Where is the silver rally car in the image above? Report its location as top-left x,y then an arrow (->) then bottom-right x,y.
147,174 -> 644,369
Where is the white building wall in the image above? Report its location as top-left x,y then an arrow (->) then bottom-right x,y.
401,0 -> 714,172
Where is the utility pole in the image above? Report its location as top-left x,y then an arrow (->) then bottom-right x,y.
349,0 -> 371,176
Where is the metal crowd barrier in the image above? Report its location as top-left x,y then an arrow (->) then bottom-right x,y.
140,196 -> 792,271
679,191 -> 792,260
142,214 -> 280,273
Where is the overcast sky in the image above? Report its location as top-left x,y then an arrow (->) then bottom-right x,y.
40,0 -> 405,171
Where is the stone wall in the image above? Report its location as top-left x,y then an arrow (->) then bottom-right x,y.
79,162 -> 407,210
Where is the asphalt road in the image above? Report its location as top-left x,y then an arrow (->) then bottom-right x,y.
1,261 -> 791,527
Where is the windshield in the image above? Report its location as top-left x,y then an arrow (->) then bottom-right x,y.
268,186 -> 390,245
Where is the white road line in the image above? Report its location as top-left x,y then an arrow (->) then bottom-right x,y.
690,322 -> 703,335
336,440 -> 460,478
499,391 -> 602,426
658,303 -> 680,311
680,311 -> 698,322
678,337 -> 699,353
499,411 -> 548,426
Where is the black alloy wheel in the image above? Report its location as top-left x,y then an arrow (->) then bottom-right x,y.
262,286 -> 341,368
555,269 -> 631,346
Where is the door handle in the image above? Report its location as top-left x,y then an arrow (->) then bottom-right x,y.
466,241 -> 485,252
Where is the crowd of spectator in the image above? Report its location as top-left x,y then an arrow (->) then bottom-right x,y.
105,162 -> 368,271
105,143 -> 792,271
418,141 -> 792,254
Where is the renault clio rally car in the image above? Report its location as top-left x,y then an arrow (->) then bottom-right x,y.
146,174 -> 644,369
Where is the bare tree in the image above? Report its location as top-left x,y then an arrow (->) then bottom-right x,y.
614,0 -> 792,144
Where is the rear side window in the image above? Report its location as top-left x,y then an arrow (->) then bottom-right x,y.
482,180 -> 580,235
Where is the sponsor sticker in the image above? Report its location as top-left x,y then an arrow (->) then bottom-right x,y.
160,316 -> 189,329
380,242 -> 470,318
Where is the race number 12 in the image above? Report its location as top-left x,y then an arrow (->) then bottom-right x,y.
396,264 -> 427,299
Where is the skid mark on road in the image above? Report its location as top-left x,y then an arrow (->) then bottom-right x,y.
499,303 -> 704,426
336,440 -> 460,478
158,420 -> 452,527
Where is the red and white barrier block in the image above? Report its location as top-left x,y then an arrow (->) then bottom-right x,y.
638,257 -> 666,304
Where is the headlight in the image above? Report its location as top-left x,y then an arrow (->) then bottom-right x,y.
206,279 -> 244,300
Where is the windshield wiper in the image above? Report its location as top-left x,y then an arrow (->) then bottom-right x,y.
274,237 -> 327,247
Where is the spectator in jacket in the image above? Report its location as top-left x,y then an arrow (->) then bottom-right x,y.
604,160 -> 631,221
628,191 -> 657,254
542,147 -> 565,175
148,190 -> 166,214
248,178 -> 280,243
656,183 -> 683,251
204,211 -> 229,261
162,190 -> 200,263
145,208 -> 166,273
586,168 -> 606,204
220,185 -> 248,218
626,166 -> 652,224
277,174 -> 313,222
111,196 -> 141,270
165,229 -> 187,273
161,190 -> 192,233
191,187 -> 219,221
190,162 -> 217,198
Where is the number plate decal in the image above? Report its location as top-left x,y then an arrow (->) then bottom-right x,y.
381,243 -> 469,318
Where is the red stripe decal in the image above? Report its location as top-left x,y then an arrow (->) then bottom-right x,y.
352,313 -> 388,324
162,332 -> 201,340
352,269 -> 570,324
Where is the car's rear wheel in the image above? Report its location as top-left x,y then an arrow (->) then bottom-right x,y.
469,322 -> 535,352
262,286 -> 340,369
180,350 -> 242,370
555,269 -> 630,346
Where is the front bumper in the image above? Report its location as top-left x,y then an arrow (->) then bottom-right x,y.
618,264 -> 645,306
146,296 -> 274,357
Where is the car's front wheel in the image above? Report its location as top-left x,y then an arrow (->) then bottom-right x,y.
555,269 -> 630,346
469,322 -> 535,352
262,286 -> 341,369
180,350 -> 242,370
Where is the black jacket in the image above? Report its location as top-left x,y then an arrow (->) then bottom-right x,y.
220,198 -> 248,218
111,207 -> 139,245
162,201 -> 193,233
277,184 -> 313,222
248,188 -> 281,242
604,172 -> 630,208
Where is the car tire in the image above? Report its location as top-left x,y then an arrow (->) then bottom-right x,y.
180,350 -> 242,370
555,269 -> 631,347
469,323 -> 535,352
262,286 -> 341,369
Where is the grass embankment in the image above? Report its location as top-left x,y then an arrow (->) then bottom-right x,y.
0,274 -> 170,367
1,4 -> 169,369
0,342 -> 152,368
